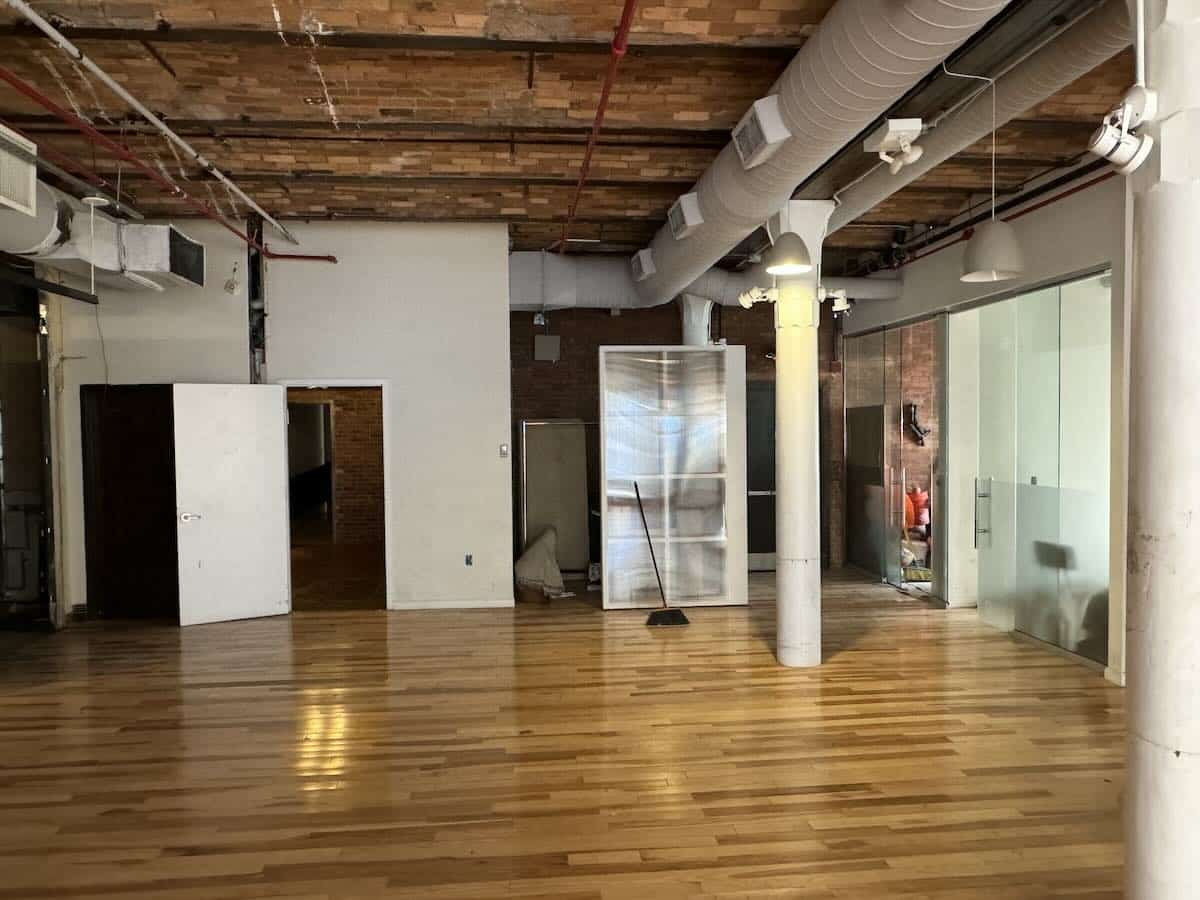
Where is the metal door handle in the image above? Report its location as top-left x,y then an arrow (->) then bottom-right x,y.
748,490 -> 776,497
179,512 -> 203,523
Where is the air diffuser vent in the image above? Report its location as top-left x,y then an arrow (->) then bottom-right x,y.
732,96 -> 790,170
0,124 -> 37,217
667,192 -> 703,240
631,248 -> 656,282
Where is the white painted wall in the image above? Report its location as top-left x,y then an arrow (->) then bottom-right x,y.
44,220 -> 251,622
264,221 -> 513,609
843,175 -> 1130,683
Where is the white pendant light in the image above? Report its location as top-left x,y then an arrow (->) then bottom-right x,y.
947,64 -> 1024,283
961,218 -> 1025,282
764,231 -> 813,276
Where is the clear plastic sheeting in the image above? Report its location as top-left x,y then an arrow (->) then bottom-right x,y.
600,347 -> 741,609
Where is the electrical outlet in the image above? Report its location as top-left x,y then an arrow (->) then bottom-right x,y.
499,443 -> 509,458
465,554 -> 473,566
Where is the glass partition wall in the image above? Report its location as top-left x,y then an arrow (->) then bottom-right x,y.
948,271 -> 1111,663
844,319 -> 944,595
599,346 -> 748,609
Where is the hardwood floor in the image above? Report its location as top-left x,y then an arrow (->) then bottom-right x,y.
291,541 -> 387,612
0,571 -> 1124,898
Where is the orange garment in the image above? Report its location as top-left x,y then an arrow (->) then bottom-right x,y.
904,492 -> 915,530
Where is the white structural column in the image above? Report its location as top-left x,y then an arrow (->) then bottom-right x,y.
679,293 -> 714,346
774,200 -> 834,667
1127,2 -> 1200,897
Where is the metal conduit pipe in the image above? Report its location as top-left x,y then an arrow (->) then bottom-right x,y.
631,0 -> 1014,307
828,0 -> 1131,233
683,266 -> 900,306
508,251 -> 899,310
3,0 -> 301,246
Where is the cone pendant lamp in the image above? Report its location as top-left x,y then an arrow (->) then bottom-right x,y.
960,70 -> 1024,283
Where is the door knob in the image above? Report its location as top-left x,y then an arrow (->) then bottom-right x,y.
179,512 -> 203,523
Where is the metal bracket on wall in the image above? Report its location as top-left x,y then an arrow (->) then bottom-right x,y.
974,475 -> 992,549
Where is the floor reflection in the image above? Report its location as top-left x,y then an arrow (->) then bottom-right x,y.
296,687 -> 349,792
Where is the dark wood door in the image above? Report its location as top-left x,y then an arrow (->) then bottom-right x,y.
80,385 -> 179,620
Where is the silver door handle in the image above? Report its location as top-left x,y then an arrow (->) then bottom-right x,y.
748,490 -> 776,497
179,512 -> 203,523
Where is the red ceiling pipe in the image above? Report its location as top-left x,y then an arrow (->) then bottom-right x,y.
554,0 -> 640,252
0,65 -> 336,263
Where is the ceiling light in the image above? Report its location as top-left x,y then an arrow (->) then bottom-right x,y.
1088,86 -> 1157,175
961,219 -> 1025,283
941,64 -> 1024,283
864,119 -> 925,175
880,142 -> 924,175
764,231 -> 812,276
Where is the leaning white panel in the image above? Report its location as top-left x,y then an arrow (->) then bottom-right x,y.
600,345 -> 747,609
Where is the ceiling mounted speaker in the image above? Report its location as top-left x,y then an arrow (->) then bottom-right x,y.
961,219 -> 1024,283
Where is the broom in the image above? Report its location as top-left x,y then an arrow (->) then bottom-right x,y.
634,480 -> 688,627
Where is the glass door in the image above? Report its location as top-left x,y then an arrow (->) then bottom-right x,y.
954,272 -> 1111,661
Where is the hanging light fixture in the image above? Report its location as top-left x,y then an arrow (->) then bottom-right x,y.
763,231 -> 812,276
946,64 -> 1024,283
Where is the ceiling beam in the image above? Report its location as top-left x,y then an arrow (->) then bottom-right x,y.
0,23 -> 800,59
132,210 -> 668,227
2,115 -> 732,148
100,172 -> 696,189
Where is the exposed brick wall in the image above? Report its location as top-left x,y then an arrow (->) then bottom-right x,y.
899,319 -> 939,500
510,299 -> 847,567
287,386 -> 384,545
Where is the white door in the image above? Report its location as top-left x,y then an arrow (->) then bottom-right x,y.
173,384 -> 291,626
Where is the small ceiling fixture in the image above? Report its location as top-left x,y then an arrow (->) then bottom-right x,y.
820,285 -> 851,315
942,64 -> 1025,283
864,118 -> 924,175
763,231 -> 812,276
1089,1 -> 1156,176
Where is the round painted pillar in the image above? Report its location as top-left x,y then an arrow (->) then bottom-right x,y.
679,293 -> 713,346
774,277 -> 822,666
1127,3 -> 1200,897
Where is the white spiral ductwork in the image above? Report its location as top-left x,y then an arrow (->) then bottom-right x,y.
632,0 -> 1014,307
508,251 -> 899,309
828,0 -> 1131,233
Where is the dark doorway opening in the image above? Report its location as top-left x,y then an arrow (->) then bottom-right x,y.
0,280 -> 55,629
287,387 -> 386,611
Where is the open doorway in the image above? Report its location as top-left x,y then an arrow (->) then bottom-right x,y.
843,318 -> 943,596
286,386 -> 386,611
0,280 -> 54,629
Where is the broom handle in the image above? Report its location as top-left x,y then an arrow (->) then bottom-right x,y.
633,481 -> 668,608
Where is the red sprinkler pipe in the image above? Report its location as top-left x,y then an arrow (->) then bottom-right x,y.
0,65 -> 336,263
555,0 -> 639,252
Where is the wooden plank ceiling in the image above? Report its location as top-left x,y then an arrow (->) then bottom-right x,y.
0,0 -> 1131,264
